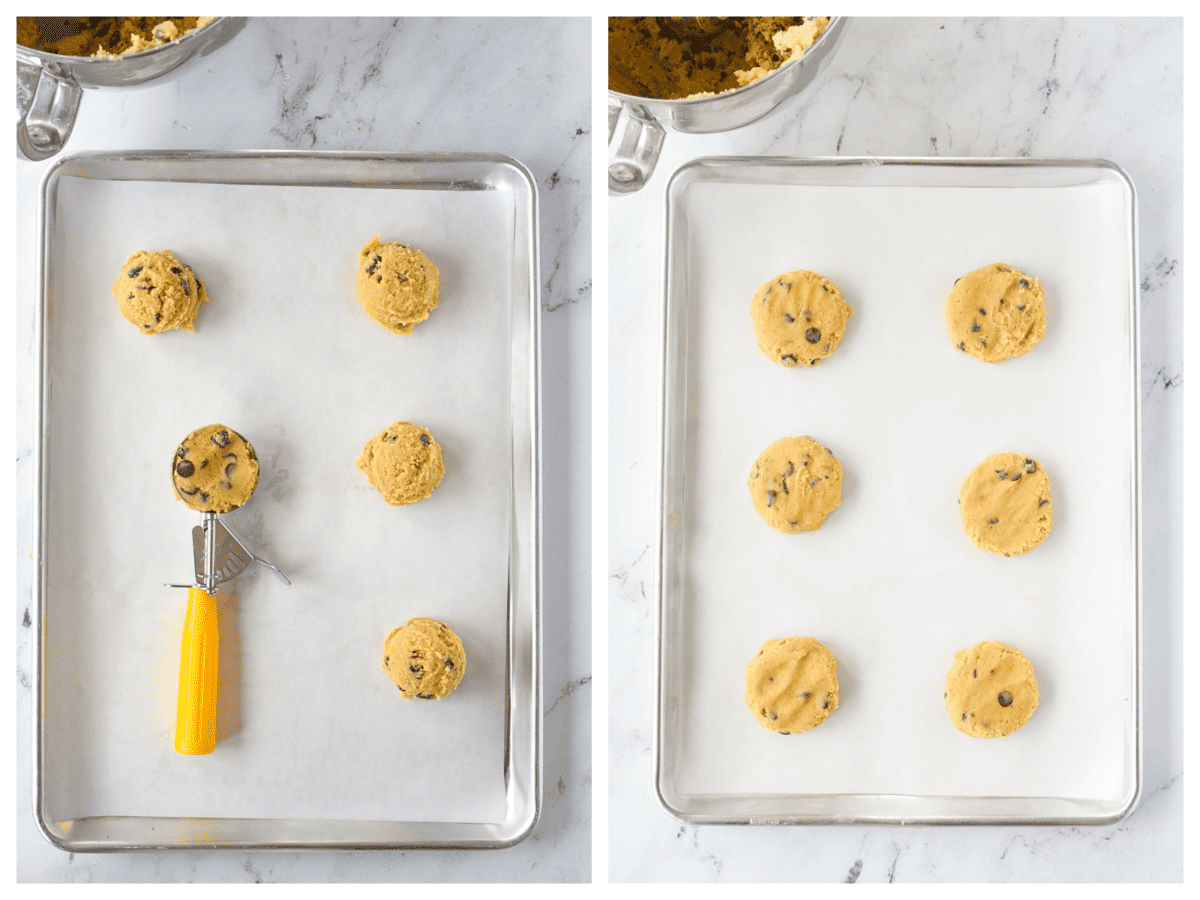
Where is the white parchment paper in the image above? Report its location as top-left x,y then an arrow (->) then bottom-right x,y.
670,176 -> 1135,802
42,174 -> 516,824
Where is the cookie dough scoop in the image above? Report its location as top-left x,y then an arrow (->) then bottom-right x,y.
164,424 -> 290,755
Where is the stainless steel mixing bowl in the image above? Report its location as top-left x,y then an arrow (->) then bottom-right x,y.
608,16 -> 847,194
16,17 -> 249,161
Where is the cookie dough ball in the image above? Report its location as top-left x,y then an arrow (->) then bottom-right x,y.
945,640 -> 1039,738
748,436 -> 843,533
172,424 -> 259,513
959,452 -> 1052,556
947,263 -> 1047,362
744,636 -> 839,733
356,421 -> 445,506
112,249 -> 208,334
356,236 -> 440,334
751,269 -> 853,368
382,617 -> 466,700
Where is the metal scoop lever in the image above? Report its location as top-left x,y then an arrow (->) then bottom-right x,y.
165,513 -> 290,593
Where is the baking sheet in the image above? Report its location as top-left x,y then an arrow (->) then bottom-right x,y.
657,159 -> 1138,822
38,156 -> 529,829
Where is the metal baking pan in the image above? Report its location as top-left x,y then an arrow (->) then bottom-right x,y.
655,157 -> 1140,825
33,150 -> 540,850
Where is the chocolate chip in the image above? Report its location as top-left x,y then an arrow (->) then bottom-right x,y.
211,430 -> 232,449
127,293 -> 134,300
127,265 -> 143,278
770,712 -> 778,720
199,492 -> 209,502
972,669 -> 977,678
170,266 -> 183,275
398,685 -> 406,692
178,485 -> 199,496
822,698 -> 830,709
781,354 -> 798,365
1024,459 -> 1037,474
805,327 -> 821,344
971,321 -> 980,332
384,656 -> 390,666
366,254 -> 381,276
784,462 -> 794,477
382,433 -> 398,442
1038,499 -> 1049,508
410,664 -> 424,676
1017,305 -> 1026,311
398,273 -> 409,283
957,341 -> 966,351
766,490 -> 777,507
800,692 -> 811,699
225,462 -> 237,478
820,284 -> 828,292
181,278 -> 190,297
416,693 -> 434,699
219,480 -> 232,490
154,313 -> 162,322
1019,278 -> 1031,289
1010,471 -> 1022,481
987,518 -> 999,525
784,313 -> 794,323
419,433 -> 431,446
954,277 -> 961,285
445,659 -> 454,669
996,469 -> 1009,479
804,310 -> 811,322
225,452 -> 236,460
176,460 -> 195,478
998,691 -> 1013,707
980,339 -> 987,347
962,713 -> 967,722
199,459 -> 208,469
409,650 -> 420,658
779,731 -> 790,735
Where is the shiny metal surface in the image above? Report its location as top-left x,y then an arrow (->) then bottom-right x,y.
16,18 -> 248,160
33,150 -> 542,850
608,17 -> 847,194
654,156 -> 1142,826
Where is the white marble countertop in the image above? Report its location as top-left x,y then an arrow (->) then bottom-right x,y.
608,17 -> 1183,882
15,17 -> 590,882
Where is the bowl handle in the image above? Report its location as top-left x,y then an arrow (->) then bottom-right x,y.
608,98 -> 666,195
17,59 -> 82,161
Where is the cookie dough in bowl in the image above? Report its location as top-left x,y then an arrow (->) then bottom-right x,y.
356,236 -> 440,334
944,640 -> 1039,738
748,435 -> 843,533
112,249 -> 208,334
751,269 -> 853,368
959,452 -> 1053,556
382,617 -> 466,700
947,262 -> 1047,362
744,636 -> 839,733
172,424 -> 259,513
356,421 -> 445,506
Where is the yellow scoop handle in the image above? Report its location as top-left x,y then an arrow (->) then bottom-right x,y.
175,587 -> 218,755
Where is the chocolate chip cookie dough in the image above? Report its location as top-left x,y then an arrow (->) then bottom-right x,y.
382,617 -> 466,700
945,640 -> 1039,738
356,236 -> 440,335
112,249 -> 208,334
748,436 -> 843,533
751,269 -> 852,368
356,421 -> 445,506
608,17 -> 830,100
959,452 -> 1053,556
17,17 -> 217,58
947,263 -> 1047,362
172,424 -> 259,514
744,636 -> 839,733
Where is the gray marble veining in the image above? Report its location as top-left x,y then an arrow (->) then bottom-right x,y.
609,17 -> 1182,883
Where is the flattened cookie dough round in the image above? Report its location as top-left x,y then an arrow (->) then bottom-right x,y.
172,424 -> 259,513
744,636 -> 839,733
356,236 -> 440,334
748,436 -> 843,533
382,617 -> 466,699
945,640 -> 1039,738
947,262 -> 1047,362
959,452 -> 1052,556
751,269 -> 853,368
356,421 -> 445,506
112,249 -> 208,334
